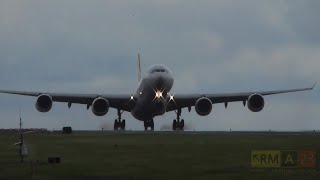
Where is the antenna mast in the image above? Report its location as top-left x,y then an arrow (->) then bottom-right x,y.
19,106 -> 22,132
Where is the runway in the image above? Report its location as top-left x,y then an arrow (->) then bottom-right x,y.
74,130 -> 320,136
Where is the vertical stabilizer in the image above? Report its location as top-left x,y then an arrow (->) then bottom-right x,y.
137,53 -> 141,82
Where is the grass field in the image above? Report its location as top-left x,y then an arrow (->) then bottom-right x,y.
0,131 -> 320,180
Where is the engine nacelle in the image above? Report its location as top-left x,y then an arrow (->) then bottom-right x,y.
195,97 -> 212,116
91,98 -> 110,116
35,94 -> 53,112
248,94 -> 265,112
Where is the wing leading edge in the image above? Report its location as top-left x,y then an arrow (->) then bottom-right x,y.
166,82 -> 316,112
0,90 -> 133,111
0,82 -> 316,113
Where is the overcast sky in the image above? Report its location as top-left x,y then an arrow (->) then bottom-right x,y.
0,0 -> 319,131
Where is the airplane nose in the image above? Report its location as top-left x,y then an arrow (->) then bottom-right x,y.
158,76 -> 164,84
153,74 -> 173,95
155,77 -> 164,89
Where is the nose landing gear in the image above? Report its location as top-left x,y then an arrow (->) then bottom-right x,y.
144,119 -> 154,131
173,109 -> 184,131
114,109 -> 125,131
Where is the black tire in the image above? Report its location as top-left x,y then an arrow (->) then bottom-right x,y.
144,121 -> 148,131
114,119 -> 118,130
121,120 -> 126,130
181,119 -> 185,128
151,120 -> 154,130
150,120 -> 154,131
173,120 -> 177,131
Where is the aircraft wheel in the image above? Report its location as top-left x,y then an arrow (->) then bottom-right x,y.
150,120 -> 154,131
121,120 -> 126,130
173,120 -> 177,131
144,121 -> 148,131
114,119 -> 118,130
181,119 -> 185,128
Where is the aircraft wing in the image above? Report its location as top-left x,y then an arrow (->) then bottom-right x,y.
0,90 -> 133,111
166,83 -> 316,112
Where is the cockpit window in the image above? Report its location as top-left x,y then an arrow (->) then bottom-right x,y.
147,65 -> 171,75
151,69 -> 166,73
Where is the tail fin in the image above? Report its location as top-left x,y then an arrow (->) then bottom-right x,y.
137,52 -> 141,82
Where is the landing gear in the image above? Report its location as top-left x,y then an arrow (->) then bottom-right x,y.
114,109 -> 125,131
144,119 -> 154,131
173,109 -> 184,131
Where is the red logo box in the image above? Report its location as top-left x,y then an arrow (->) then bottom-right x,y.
298,150 -> 316,168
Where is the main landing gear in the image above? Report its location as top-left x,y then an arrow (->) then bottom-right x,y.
114,109 -> 125,131
144,119 -> 154,131
173,109 -> 184,131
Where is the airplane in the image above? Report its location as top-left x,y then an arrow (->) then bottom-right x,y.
0,54 -> 316,131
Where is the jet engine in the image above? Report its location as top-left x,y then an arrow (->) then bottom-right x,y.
35,94 -> 53,112
247,94 -> 265,112
91,98 -> 110,116
195,97 -> 212,116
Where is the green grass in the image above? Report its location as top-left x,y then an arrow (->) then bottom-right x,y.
0,131 -> 320,179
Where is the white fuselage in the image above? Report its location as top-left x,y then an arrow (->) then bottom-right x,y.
131,64 -> 174,121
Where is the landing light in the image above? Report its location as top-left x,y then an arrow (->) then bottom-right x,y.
153,88 -> 166,101
167,92 -> 173,98
170,95 -> 174,101
168,93 -> 177,104
130,96 -> 134,100
156,91 -> 163,98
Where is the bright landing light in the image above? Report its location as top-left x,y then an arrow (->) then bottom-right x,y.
167,93 -> 176,104
155,91 -> 163,98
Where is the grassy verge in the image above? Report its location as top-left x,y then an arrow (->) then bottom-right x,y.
0,131 -> 319,180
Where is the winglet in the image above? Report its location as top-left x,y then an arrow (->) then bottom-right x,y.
312,81 -> 317,89
137,52 -> 141,82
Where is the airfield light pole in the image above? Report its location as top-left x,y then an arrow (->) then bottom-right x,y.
19,110 -> 24,163
18,108 -> 27,163
20,135 -> 25,162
